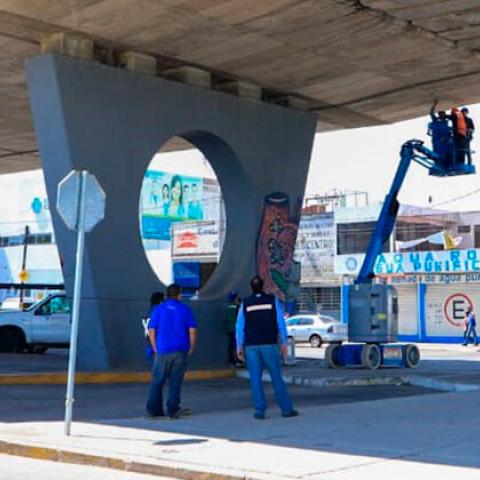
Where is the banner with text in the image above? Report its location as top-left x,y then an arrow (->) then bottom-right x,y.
335,249 -> 480,277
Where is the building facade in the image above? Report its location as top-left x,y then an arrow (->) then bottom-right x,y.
335,204 -> 480,342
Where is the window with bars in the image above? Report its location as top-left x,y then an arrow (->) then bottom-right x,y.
475,225 -> 480,248
297,287 -> 341,312
337,222 -> 388,255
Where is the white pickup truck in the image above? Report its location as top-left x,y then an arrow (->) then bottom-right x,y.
0,294 -> 70,353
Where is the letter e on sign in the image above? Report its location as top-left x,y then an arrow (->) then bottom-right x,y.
443,293 -> 473,328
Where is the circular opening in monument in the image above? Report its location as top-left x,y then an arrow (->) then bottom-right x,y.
139,137 -> 226,298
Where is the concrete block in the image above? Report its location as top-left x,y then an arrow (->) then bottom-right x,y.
217,81 -> 262,102
273,95 -> 310,111
163,66 -> 211,88
41,33 -> 94,60
119,51 -> 157,75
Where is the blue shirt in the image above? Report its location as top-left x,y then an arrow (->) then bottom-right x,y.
149,299 -> 197,354
236,296 -> 287,348
467,312 -> 476,328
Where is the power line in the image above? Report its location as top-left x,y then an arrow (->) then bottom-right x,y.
429,188 -> 480,208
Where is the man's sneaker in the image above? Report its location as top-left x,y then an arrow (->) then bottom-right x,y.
167,411 -> 181,420
254,412 -> 265,420
144,413 -> 165,420
178,408 -> 192,416
282,410 -> 299,418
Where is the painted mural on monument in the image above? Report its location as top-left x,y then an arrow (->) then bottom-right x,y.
256,192 -> 302,302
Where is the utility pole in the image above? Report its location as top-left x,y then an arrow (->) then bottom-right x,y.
19,225 -> 30,308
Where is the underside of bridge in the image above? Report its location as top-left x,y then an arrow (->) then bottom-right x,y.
2,0 -> 480,173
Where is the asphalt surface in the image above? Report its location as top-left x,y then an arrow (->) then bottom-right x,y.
0,349 -> 69,374
0,378 -> 435,423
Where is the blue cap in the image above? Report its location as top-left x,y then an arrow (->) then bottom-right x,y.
228,292 -> 238,302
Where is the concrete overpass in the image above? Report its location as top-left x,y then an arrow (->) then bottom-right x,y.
2,0 -> 480,173
5,1 -> 480,371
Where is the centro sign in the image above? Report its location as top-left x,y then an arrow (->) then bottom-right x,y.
443,293 -> 473,327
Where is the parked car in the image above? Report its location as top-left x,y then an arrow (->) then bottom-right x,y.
286,313 -> 347,348
0,297 -> 36,310
0,294 -> 70,353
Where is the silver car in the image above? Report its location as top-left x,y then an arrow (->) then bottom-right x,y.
286,314 -> 347,348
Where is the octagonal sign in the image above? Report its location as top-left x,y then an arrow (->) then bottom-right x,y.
57,170 -> 106,232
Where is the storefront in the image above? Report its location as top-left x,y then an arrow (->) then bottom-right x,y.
336,251 -> 480,343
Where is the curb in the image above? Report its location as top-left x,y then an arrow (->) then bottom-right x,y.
0,440 -> 244,480
236,369 -> 405,388
0,369 -> 235,385
235,370 -> 480,393
406,375 -> 480,392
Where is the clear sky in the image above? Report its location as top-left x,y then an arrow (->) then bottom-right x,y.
306,104 -> 480,212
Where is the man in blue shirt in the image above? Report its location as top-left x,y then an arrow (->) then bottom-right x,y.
146,283 -> 197,419
236,275 -> 297,420
462,307 -> 478,346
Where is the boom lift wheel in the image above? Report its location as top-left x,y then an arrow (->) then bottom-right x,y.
325,344 -> 341,368
404,344 -> 420,368
361,344 -> 381,369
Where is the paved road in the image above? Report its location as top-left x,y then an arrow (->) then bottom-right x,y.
0,378 -> 433,423
0,454 -> 170,480
1,344 -> 478,375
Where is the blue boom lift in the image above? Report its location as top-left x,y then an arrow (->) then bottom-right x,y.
325,114 -> 476,369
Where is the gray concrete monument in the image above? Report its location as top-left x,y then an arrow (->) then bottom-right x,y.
27,54 -> 316,371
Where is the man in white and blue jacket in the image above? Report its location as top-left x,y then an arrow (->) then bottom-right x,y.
236,275 -> 297,420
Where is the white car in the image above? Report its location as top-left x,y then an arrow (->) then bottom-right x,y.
0,294 -> 70,353
286,313 -> 347,348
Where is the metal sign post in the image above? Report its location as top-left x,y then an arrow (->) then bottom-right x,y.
57,170 -> 105,436
64,171 -> 86,436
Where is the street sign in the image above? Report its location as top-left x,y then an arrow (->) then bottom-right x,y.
56,170 -> 106,232
56,170 -> 106,436
18,270 -> 29,282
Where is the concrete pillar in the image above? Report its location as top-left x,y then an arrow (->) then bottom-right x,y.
26,54 -> 316,371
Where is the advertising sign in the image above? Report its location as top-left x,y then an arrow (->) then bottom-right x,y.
140,171 -> 205,241
172,221 -> 220,258
335,249 -> 480,276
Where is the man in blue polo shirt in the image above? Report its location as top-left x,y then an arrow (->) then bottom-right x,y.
145,283 -> 197,419
236,275 -> 297,420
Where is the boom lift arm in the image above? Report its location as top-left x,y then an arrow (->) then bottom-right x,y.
355,139 -> 472,284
